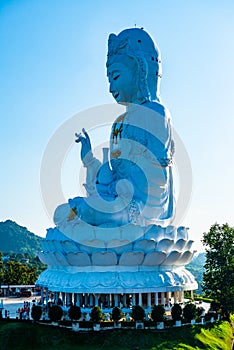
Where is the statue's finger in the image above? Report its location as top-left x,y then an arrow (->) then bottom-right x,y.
82,128 -> 90,139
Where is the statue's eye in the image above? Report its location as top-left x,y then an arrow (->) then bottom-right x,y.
113,74 -> 120,81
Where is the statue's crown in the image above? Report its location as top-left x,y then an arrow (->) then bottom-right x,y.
107,28 -> 161,64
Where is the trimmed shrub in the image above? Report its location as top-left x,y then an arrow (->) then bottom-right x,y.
68,305 -> 81,321
111,306 -> 122,322
171,304 -> 182,321
151,304 -> 165,323
183,303 -> 196,321
90,306 -> 102,323
48,305 -> 63,322
31,305 -> 42,321
196,306 -> 205,318
131,305 -> 145,321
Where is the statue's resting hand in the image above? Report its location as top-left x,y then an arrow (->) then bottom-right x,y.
75,128 -> 92,164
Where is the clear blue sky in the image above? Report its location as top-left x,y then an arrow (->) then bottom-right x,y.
1,0 -> 234,251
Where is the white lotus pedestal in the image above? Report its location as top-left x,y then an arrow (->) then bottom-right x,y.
36,223 -> 198,310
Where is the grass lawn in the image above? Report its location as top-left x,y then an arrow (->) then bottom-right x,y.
0,319 -> 233,350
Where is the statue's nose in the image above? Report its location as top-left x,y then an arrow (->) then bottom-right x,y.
109,81 -> 114,93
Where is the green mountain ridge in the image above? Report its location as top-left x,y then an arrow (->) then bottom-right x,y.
0,220 -> 43,255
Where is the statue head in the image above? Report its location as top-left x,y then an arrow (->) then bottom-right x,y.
106,28 -> 162,103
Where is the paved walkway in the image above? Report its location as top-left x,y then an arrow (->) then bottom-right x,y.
0,296 -> 39,319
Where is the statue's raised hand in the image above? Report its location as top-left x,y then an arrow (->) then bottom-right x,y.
75,128 -> 92,163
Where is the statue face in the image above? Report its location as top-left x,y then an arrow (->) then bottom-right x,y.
107,62 -> 138,104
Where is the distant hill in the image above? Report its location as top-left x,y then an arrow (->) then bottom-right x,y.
187,252 -> 206,294
0,220 -> 44,255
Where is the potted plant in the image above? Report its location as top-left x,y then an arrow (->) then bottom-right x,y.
131,305 -> 145,329
171,304 -> 182,326
183,303 -> 197,324
31,305 -> 42,322
90,306 -> 102,330
48,305 -> 63,325
68,305 -> 81,331
151,304 -> 165,329
112,306 -> 122,328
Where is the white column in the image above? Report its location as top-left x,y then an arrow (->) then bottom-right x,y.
147,293 -> 151,308
55,292 -> 59,304
155,292 -> 159,306
73,293 -> 77,306
181,290 -> 184,303
123,294 -> 126,307
45,289 -> 49,305
67,293 -> 71,306
138,293 -> 142,306
178,291 -> 182,303
109,294 -> 112,308
166,292 -> 170,305
41,288 -> 44,304
95,294 -> 99,306
132,293 -> 136,306
161,292 -> 165,306
90,294 -> 93,307
62,292 -> 66,306
114,294 -> 118,307
174,291 -> 178,304
191,290 -> 194,300
76,294 -> 80,307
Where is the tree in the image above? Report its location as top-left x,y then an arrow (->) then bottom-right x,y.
131,305 -> 145,321
3,261 -> 37,285
112,306 -> 122,323
0,252 -> 4,285
202,223 -> 234,317
31,305 -> 42,321
171,304 -> 182,321
48,305 -> 63,322
151,305 -> 165,323
90,306 -> 102,323
68,305 -> 81,321
183,303 -> 196,321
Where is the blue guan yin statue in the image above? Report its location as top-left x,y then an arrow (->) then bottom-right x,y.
54,28 -> 175,230
37,28 -> 197,299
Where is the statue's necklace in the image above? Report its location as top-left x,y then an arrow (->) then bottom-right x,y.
112,113 -> 126,145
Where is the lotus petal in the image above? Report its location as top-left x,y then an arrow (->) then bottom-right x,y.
165,226 -> 177,240
119,251 -> 144,266
161,251 -> 181,265
92,251 -> 117,266
134,239 -> 156,252
174,239 -> 187,252
178,250 -> 194,265
106,240 -> 132,255
38,251 -> 49,265
66,252 -> 91,266
156,239 -> 174,253
184,240 -> 194,251
177,226 -> 189,240
54,251 -> 69,266
80,239 -> 105,254
143,251 -> 166,266
144,225 -> 164,242
61,240 -> 78,253
41,240 -> 50,252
